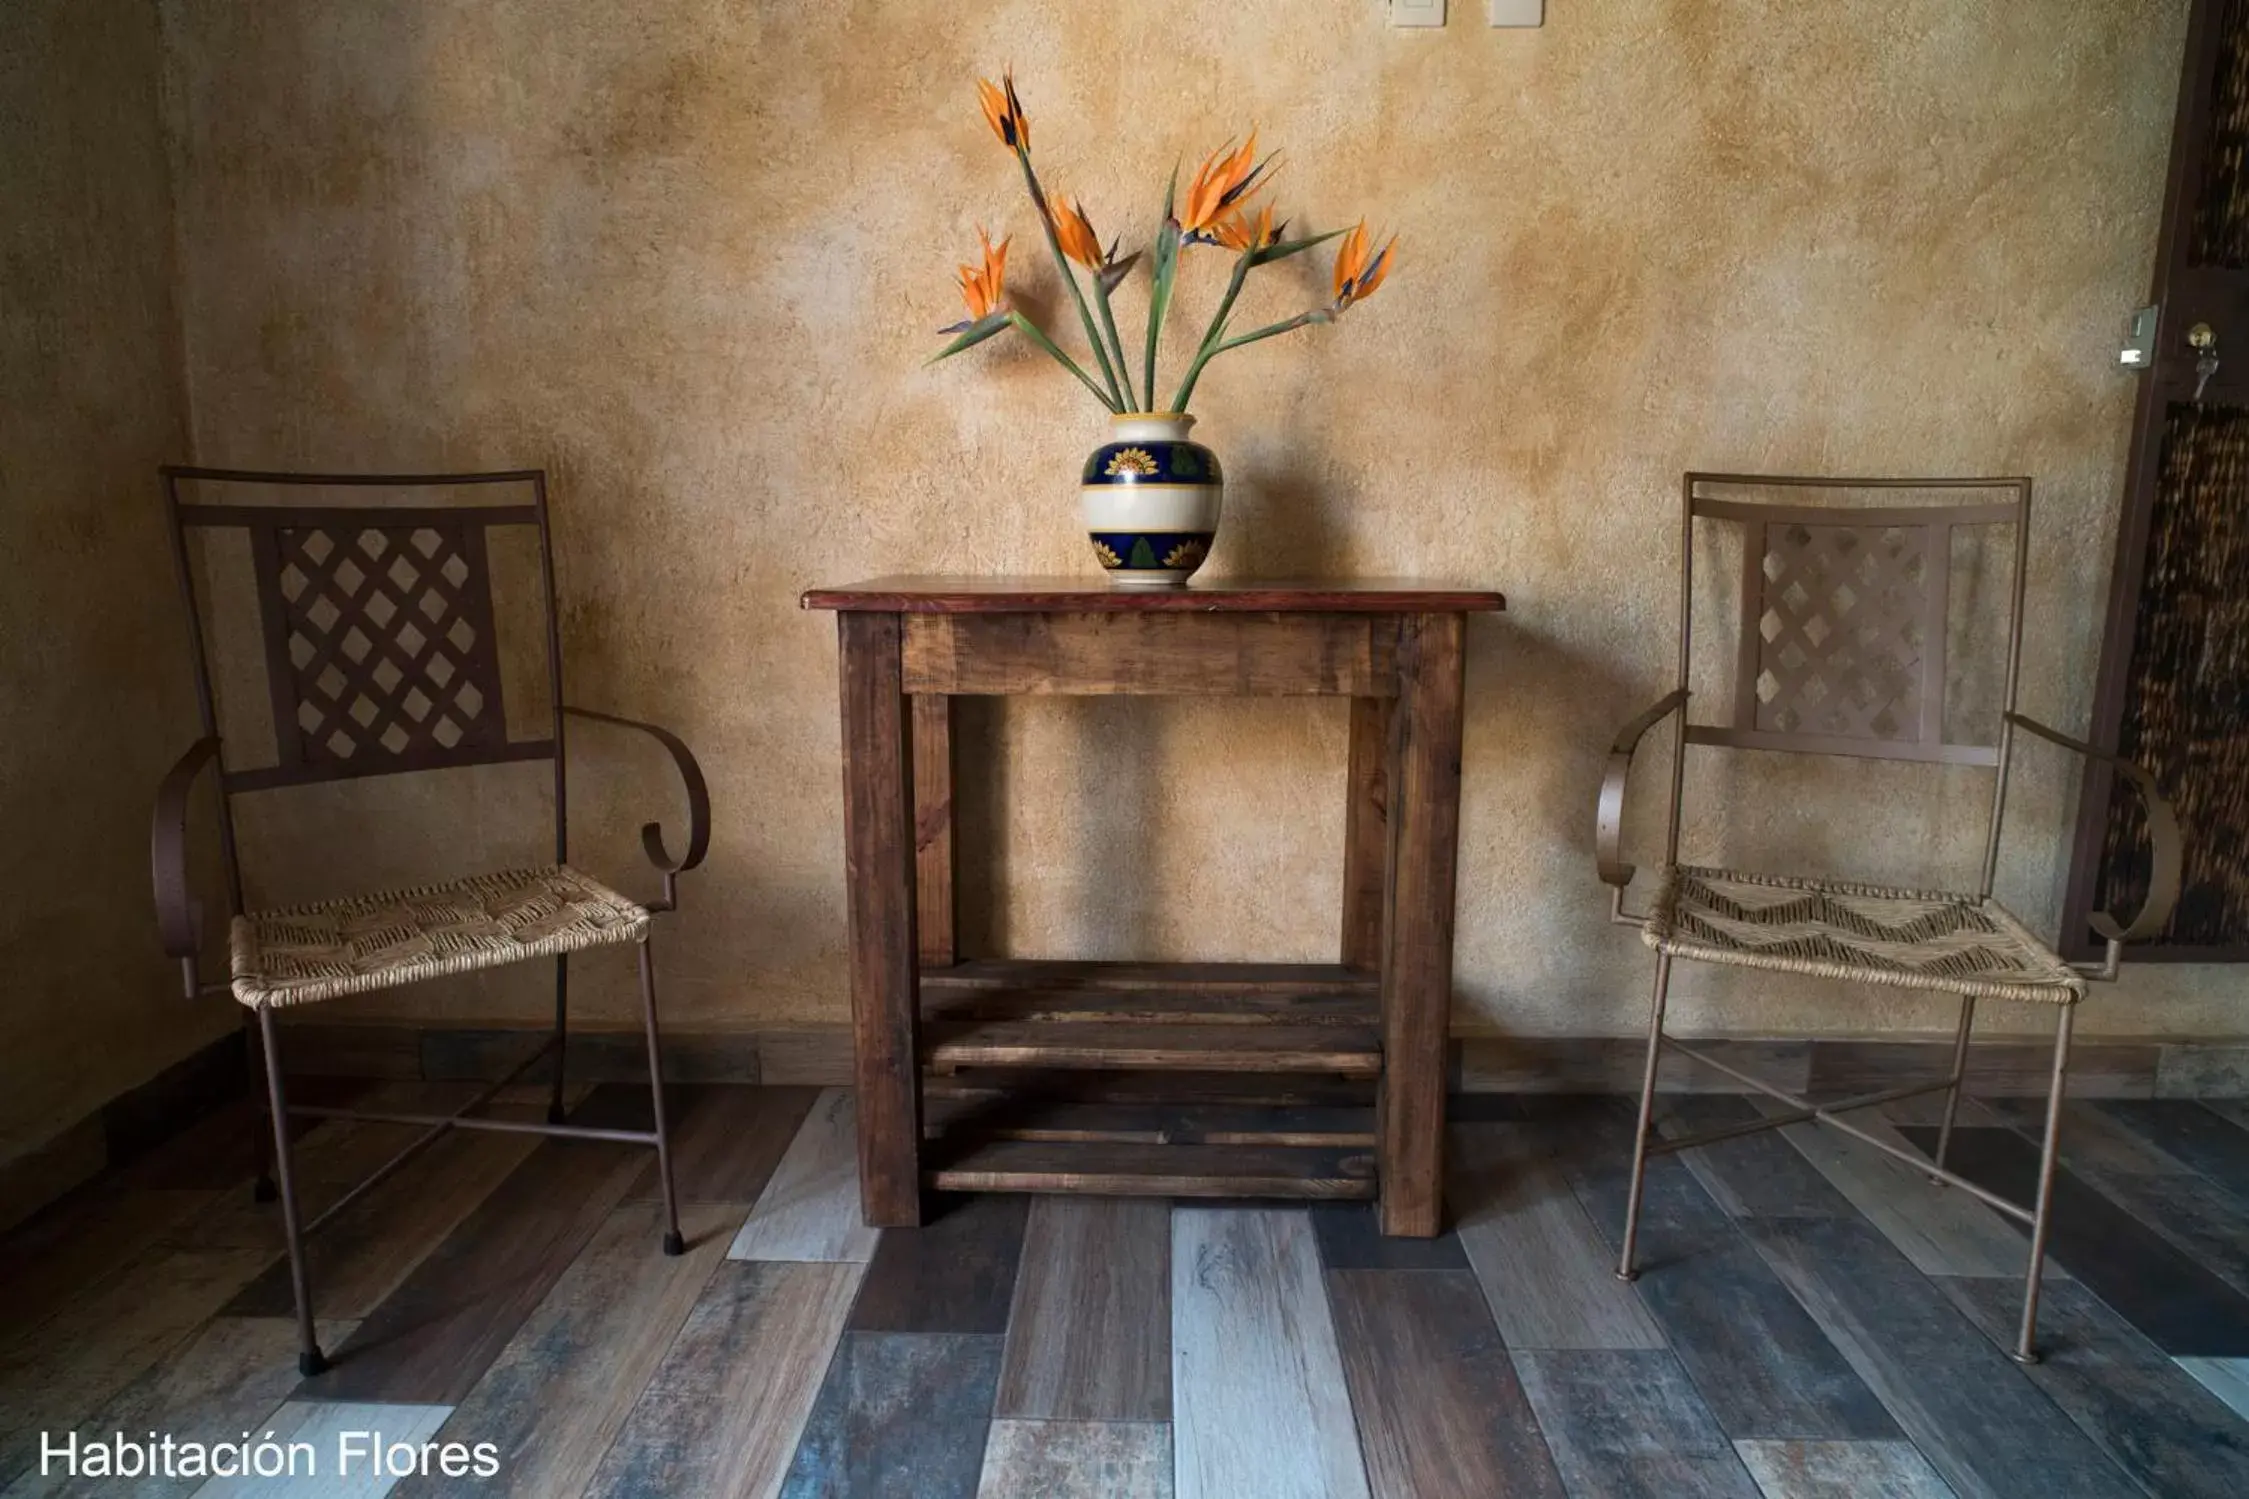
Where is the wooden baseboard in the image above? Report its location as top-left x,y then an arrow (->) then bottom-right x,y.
9,1018 -> 2243,1237
273,1019 -> 2249,1102
0,1026 -> 248,1234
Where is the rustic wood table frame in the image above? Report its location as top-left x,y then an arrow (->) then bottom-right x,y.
804,578 -> 1504,1237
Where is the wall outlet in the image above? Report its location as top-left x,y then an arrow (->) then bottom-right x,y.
1490,0 -> 1543,25
1391,0 -> 1444,27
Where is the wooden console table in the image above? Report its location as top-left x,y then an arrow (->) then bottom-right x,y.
802,577 -> 1504,1236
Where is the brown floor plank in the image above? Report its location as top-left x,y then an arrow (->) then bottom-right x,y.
586,1259 -> 862,1498
626,1085 -> 820,1204
848,1192 -> 1027,1335
975,1420 -> 1172,1499
996,1197 -> 1170,1421
394,1200 -> 737,1499
774,1330 -> 1005,1499
8,1315 -> 357,1499
0,1187 -> 217,1347
1327,1269 -> 1566,1498
1731,1440 -> 1955,1499
1511,1348 -> 1761,1498
1451,1124 -> 1665,1351
301,1086 -> 651,1404
223,1129 -> 539,1320
0,1191 -> 286,1485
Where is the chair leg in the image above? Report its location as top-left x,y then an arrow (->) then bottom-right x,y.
246,1010 -> 278,1203
1932,995 -> 1978,1180
2013,1004 -> 2076,1365
256,1003 -> 327,1377
548,953 -> 570,1126
1616,953 -> 1674,1283
638,936 -> 684,1256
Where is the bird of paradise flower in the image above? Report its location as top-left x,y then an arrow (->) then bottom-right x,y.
931,73 -> 1396,416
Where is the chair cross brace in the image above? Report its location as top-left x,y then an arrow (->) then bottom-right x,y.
1641,1038 -> 2038,1227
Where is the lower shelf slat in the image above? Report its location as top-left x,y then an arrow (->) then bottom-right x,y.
925,1137 -> 1378,1200
923,1095 -> 1376,1149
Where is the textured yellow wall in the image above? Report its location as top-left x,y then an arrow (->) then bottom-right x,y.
155,0 -> 2239,1041
0,1 -> 233,1163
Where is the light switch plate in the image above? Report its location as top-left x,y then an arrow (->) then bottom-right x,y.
1490,0 -> 1543,25
1391,0 -> 1444,28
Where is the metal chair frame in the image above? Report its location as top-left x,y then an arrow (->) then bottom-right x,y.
1596,473 -> 2182,1364
150,466 -> 710,1378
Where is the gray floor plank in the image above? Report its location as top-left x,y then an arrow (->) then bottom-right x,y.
726,1090 -> 881,1265
1768,1106 -> 2064,1281
1309,1204 -> 1469,1271
1940,1276 -> 2249,1499
975,1421 -> 1171,1499
587,1259 -> 862,1498
1451,1124 -> 1665,1351
2096,1101 -> 2249,1195
394,1200 -> 737,1499
1560,1103 -> 1897,1441
1511,1348 -> 1761,1498
2175,1357 -> 2249,1423
1327,1269 -> 1564,1498
1732,1439 -> 1955,1499
1747,1216 -> 2140,1499
1172,1208 -> 1369,1499
1658,1099 -> 1854,1220
775,1331 -> 1003,1499
996,1198 -> 1169,1421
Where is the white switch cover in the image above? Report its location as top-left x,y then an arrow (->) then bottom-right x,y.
1490,0 -> 1543,24
1391,0 -> 1444,27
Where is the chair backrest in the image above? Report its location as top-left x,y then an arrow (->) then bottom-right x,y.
1664,473 -> 2033,893
162,467 -> 566,913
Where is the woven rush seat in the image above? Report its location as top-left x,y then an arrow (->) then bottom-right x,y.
1644,865 -> 2084,1005
230,865 -> 650,1008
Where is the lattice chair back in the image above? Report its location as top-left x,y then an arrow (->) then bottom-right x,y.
1683,476 -> 2031,769
161,467 -> 566,911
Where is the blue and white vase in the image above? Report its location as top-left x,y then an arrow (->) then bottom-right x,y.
1080,412 -> 1223,587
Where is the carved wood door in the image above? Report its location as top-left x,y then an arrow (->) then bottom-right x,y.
2067,0 -> 2249,961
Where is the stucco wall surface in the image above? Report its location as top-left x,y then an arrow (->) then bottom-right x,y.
1,0 -> 230,1161
152,0 -> 2240,1041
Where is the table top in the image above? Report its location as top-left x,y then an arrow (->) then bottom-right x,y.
801,576 -> 1507,614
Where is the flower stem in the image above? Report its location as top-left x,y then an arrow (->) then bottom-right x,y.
1168,311 -> 1318,412
1016,148 -> 1127,410
1008,311 -> 1121,411
1092,277 -> 1139,411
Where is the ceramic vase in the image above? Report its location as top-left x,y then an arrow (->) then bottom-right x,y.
1079,412 -> 1223,587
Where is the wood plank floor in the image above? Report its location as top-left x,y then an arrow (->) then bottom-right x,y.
5,1085 -> 2249,1496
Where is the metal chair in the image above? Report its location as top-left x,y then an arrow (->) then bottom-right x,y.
149,467 -> 709,1377
1596,473 -> 2181,1364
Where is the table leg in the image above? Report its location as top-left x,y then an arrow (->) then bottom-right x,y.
1379,613 -> 1466,1237
912,694 -> 957,968
839,612 -> 923,1226
1341,696 -> 1394,971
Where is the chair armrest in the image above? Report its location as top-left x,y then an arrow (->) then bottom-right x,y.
1597,688 -> 1690,889
2005,712 -> 2182,969
562,707 -> 711,908
152,737 -> 223,997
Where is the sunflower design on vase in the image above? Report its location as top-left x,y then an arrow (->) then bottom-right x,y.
930,74 -> 1397,587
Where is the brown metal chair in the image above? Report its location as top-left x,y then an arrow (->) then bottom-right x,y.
149,467 -> 709,1377
1596,473 -> 2181,1364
